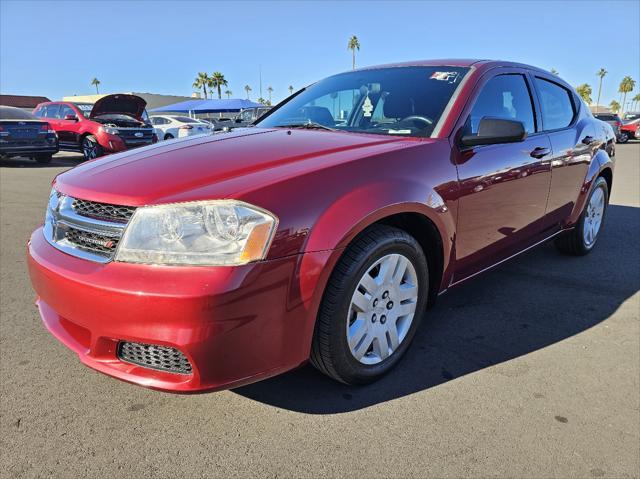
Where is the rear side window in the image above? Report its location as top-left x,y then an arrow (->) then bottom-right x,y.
534,78 -> 575,130
44,104 -> 61,119
468,74 -> 536,135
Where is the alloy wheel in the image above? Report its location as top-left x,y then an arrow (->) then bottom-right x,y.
583,186 -> 605,247
346,253 -> 419,365
83,138 -> 98,159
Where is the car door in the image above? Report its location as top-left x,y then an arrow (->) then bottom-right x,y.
452,71 -> 553,281
57,104 -> 80,145
531,75 -> 596,228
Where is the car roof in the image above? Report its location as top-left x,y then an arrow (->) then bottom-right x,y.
357,59 -> 552,75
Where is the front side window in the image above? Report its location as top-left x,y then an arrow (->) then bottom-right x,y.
534,77 -> 575,130
257,66 -> 470,137
59,105 -> 77,119
467,74 -> 536,135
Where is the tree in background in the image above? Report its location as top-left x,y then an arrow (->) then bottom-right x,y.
632,93 -> 640,111
576,84 -> 592,104
257,97 -> 269,106
267,86 -> 274,104
619,76 -> 636,114
609,100 -> 620,113
210,72 -> 228,99
348,35 -> 360,70
244,85 -> 252,100
193,72 -> 210,99
288,85 -> 294,96
225,90 -> 232,99
91,77 -> 101,94
550,68 -> 559,76
595,68 -> 607,112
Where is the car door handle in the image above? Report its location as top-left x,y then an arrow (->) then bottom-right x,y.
530,147 -> 551,159
582,135 -> 594,145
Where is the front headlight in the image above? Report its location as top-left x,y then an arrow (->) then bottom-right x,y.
115,200 -> 278,266
102,126 -> 119,135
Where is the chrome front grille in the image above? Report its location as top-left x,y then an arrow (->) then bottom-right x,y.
43,192 -> 134,263
72,198 -> 135,223
117,341 -> 192,374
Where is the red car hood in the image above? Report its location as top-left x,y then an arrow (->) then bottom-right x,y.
55,128 -> 425,205
90,94 -> 146,120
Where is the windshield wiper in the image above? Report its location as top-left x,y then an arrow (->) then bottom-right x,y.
276,121 -> 336,132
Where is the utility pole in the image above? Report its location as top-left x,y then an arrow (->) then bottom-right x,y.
259,65 -> 263,100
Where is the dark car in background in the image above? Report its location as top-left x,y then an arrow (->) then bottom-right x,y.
33,94 -> 156,161
594,112 -> 623,138
233,106 -> 273,127
0,106 -> 58,163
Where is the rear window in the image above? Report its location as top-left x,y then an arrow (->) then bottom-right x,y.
172,116 -> 199,123
0,107 -> 37,120
534,78 -> 576,130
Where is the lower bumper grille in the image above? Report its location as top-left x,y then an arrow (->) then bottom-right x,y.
117,341 -> 192,375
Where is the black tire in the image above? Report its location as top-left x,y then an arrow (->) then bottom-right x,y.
81,135 -> 103,161
164,133 -> 174,140
555,176 -> 609,256
34,154 -> 52,164
617,133 -> 628,144
310,225 -> 429,385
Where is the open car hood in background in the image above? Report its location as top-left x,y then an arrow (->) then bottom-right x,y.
90,94 -> 147,120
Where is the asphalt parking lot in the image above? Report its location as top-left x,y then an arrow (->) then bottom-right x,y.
1,145 -> 639,478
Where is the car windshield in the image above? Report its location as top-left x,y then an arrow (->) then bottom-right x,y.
257,66 -> 470,137
73,103 -> 94,118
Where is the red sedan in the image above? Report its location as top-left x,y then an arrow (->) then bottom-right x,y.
27,60 -> 614,392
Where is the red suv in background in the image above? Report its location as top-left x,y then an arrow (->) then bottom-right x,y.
33,94 -> 156,161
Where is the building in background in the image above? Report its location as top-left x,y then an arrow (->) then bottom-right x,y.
62,92 -> 200,110
0,94 -> 51,111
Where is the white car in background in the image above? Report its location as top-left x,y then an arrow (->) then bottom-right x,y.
149,115 -> 211,140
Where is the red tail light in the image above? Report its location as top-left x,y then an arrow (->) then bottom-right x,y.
179,125 -> 193,130
616,121 -> 622,127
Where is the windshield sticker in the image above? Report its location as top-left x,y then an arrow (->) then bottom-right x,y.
430,71 -> 460,83
388,129 -> 412,134
76,104 -> 93,111
362,95 -> 373,117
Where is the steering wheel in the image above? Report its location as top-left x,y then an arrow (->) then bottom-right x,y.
400,115 -> 434,127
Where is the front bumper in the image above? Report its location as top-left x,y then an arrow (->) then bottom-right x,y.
27,227 -> 322,392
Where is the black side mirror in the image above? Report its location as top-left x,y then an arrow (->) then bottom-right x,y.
235,118 -> 242,123
460,118 -> 526,147
64,114 -> 78,121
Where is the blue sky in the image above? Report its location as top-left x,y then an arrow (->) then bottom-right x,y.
2,0 -> 639,107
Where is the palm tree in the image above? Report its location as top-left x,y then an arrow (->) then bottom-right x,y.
244,85 -> 252,100
288,85 -> 294,96
209,72 -> 228,99
619,76 -> 636,114
595,68 -> 607,113
193,72 -> 210,99
267,86 -> 274,103
348,35 -> 360,70
224,90 -> 232,99
575,84 -> 592,104
609,100 -> 620,113
91,77 -> 101,94
632,93 -> 640,111
550,68 -> 559,76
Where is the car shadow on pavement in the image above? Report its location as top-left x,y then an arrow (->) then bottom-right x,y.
0,155 -> 82,168
234,204 -> 640,414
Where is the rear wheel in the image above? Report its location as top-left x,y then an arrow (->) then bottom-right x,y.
311,225 -> 428,385
164,133 -> 174,140
555,176 -> 609,256
81,135 -> 103,161
34,154 -> 52,164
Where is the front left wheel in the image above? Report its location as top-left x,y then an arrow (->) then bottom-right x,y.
310,225 -> 428,385
81,135 -> 103,161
